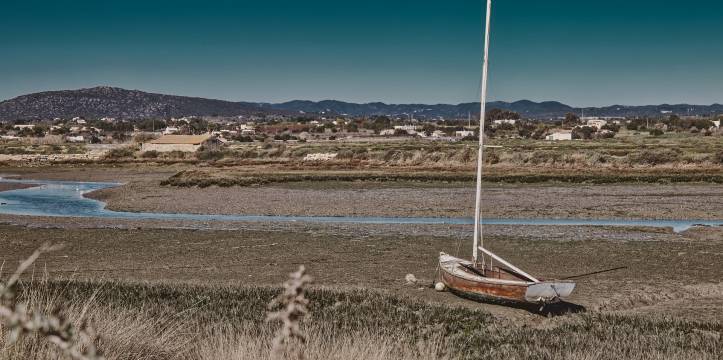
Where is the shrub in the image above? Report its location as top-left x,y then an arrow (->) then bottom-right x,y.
336,149 -> 355,159
484,151 -> 500,164
141,150 -> 159,159
104,147 -> 135,159
273,133 -> 298,141
165,150 -> 187,159
237,149 -> 259,159
572,126 -> 597,140
715,151 -> 723,165
196,148 -> 225,161
133,133 -> 157,143
631,149 -> 681,166
233,135 -> 254,142
649,128 -> 664,136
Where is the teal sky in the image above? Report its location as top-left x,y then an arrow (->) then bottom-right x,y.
2,0 -> 722,106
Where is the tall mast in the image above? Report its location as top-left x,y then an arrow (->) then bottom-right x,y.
473,0 -> 492,265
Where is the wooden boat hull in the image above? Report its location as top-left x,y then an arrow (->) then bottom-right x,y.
438,253 -> 575,304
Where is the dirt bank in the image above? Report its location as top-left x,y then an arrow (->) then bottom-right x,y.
0,183 -> 37,192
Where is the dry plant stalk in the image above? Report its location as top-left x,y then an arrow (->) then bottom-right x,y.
266,265 -> 313,359
0,242 -> 103,360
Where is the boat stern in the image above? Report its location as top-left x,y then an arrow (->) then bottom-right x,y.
524,281 -> 575,303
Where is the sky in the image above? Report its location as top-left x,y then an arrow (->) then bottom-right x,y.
1,0 -> 722,106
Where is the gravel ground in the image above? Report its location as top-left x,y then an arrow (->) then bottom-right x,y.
87,180 -> 723,220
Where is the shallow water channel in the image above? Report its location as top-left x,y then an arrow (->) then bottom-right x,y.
0,178 -> 721,232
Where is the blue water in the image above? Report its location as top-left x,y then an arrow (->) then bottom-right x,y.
0,178 -> 721,232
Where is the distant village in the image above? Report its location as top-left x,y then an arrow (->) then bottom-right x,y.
0,110 -> 720,159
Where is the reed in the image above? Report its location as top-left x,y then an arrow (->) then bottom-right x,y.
0,278 -> 718,360
0,244 -> 102,360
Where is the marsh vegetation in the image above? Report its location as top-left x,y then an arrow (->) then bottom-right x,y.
3,279 -> 720,360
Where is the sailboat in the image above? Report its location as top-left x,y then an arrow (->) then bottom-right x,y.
437,0 -> 575,305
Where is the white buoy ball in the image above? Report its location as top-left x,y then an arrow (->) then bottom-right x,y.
434,282 -> 446,292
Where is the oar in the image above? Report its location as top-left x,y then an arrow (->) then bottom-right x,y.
561,266 -> 627,280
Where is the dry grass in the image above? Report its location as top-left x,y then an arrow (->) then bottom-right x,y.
196,326 -> 449,360
0,279 -> 718,360
0,244 -> 102,360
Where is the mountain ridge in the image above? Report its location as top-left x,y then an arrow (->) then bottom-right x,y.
1,86 -> 721,121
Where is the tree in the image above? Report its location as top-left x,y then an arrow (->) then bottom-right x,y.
572,126 -> 596,140
486,108 -> 520,121
421,123 -> 436,136
692,119 -> 714,130
563,113 -> 580,127
369,116 -> 391,134
601,123 -> 620,133
32,125 -> 48,137
188,118 -> 209,134
135,119 -> 167,132
496,123 -> 515,131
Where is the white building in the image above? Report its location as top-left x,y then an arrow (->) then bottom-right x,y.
546,131 -> 573,141
455,130 -> 475,138
586,118 -> 608,129
303,153 -> 338,161
162,127 -> 180,135
66,135 -> 85,143
13,124 -> 35,130
380,129 -> 396,136
493,119 -> 517,125
393,125 -> 420,132
713,119 -> 721,128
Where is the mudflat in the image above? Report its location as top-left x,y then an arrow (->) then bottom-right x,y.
1,164 -> 722,324
0,183 -> 37,192
4,164 -> 723,220
86,179 -> 723,219
0,218 -> 721,323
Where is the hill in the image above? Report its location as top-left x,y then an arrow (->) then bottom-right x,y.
0,86 -> 268,121
1,86 -> 721,121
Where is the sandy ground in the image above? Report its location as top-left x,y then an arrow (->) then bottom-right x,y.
0,215 -> 721,323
